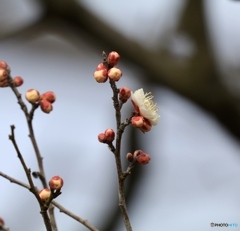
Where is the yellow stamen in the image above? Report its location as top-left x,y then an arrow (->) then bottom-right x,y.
144,92 -> 159,113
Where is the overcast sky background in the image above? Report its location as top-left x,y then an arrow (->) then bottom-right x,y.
0,0 -> 240,231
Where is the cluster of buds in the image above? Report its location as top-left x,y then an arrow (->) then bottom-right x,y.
0,61 -> 24,88
98,128 -> 115,143
25,90 -> 56,113
126,150 -> 151,165
38,176 -> 64,202
93,51 -> 122,83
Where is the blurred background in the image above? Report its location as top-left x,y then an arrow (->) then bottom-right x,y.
0,0 -> 240,230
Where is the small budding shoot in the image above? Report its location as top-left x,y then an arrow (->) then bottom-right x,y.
13,76 -> 24,87
39,188 -> 51,201
104,128 -> 115,142
25,89 -> 40,103
40,100 -> 53,114
40,91 -> 56,103
133,150 -> 151,165
93,69 -> 108,83
49,176 -> 64,191
98,129 -> 115,143
126,152 -> 134,162
119,87 -> 131,103
108,67 -> 122,81
107,51 -> 120,67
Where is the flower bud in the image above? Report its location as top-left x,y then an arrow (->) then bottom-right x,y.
108,67 -> 122,81
40,100 -> 53,113
133,150 -> 151,165
0,68 -> 8,81
126,152 -> 133,162
131,116 -> 152,132
0,217 -> 4,227
39,188 -> 51,201
25,89 -> 40,103
108,51 -> 120,67
49,176 -> 64,190
139,119 -> 152,133
104,128 -> 115,142
98,133 -> 107,143
131,116 -> 144,128
96,63 -> 106,71
136,152 -> 151,165
93,69 -> 108,83
40,91 -> 56,103
13,76 -> 24,87
119,87 -> 131,103
0,61 -> 10,72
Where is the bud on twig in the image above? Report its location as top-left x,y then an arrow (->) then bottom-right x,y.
98,133 -> 107,143
93,69 -> 108,83
119,87 -> 131,103
40,100 -> 53,113
25,89 -> 40,103
107,51 -> 120,67
105,129 -> 115,142
13,76 -> 24,87
126,152 -> 134,162
39,188 -> 51,201
133,150 -> 151,165
40,91 -> 56,103
108,67 -> 122,81
49,176 -> 64,191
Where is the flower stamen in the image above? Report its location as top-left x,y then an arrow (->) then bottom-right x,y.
144,92 -> 159,113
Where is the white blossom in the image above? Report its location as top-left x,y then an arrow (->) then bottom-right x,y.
131,88 -> 160,126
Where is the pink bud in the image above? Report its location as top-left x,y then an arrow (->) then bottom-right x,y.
0,61 -> 10,73
136,152 -> 151,165
96,63 -> 106,71
25,89 -> 40,103
119,87 -> 131,103
40,100 -> 53,114
93,69 -> 108,83
104,128 -> 115,142
13,76 -> 24,87
108,67 -> 122,81
40,91 -> 56,103
98,133 -> 107,143
0,217 -> 4,227
133,150 -> 151,165
108,51 -> 120,67
49,176 -> 64,190
39,188 -> 51,201
0,68 -> 8,81
126,152 -> 133,162
131,116 -> 144,128
139,119 -> 152,133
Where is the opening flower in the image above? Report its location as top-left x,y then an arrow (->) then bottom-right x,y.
131,88 -> 160,126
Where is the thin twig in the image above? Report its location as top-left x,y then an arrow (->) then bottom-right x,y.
0,172 -> 99,231
109,79 -> 132,231
8,126 -> 53,231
